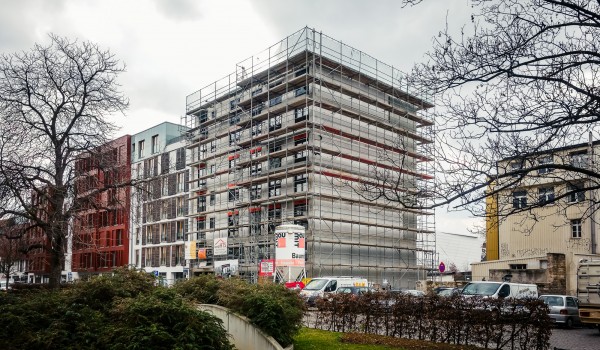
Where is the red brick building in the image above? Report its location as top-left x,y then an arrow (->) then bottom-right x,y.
72,135 -> 131,276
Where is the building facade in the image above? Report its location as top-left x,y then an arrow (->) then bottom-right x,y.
71,135 -> 132,279
183,28 -> 435,288
478,141 -> 600,294
130,122 -> 189,285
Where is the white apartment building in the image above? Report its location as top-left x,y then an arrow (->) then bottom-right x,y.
130,122 -> 190,285
183,28 -> 435,288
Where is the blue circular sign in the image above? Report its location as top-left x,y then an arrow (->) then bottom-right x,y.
439,262 -> 446,273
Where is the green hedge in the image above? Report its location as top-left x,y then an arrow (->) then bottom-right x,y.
175,276 -> 305,347
0,268 -> 233,350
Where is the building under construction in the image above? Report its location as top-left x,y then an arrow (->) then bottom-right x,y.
183,27 -> 435,288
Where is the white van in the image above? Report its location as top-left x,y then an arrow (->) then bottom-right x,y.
300,276 -> 369,305
461,281 -> 538,299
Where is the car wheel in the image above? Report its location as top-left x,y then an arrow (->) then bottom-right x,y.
565,318 -> 573,329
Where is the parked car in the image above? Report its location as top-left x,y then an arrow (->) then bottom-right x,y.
402,289 -> 425,297
336,286 -> 375,296
437,288 -> 461,297
539,295 -> 580,328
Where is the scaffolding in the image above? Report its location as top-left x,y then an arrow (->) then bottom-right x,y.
182,27 -> 435,288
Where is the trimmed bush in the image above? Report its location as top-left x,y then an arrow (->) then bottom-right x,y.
176,275 -> 305,347
0,269 -> 233,350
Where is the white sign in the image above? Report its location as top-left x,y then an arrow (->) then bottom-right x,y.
214,259 -> 238,277
275,225 -> 305,267
214,237 -> 228,256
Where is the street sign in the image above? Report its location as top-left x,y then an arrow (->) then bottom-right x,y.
439,262 -> 446,273
153,270 -> 159,277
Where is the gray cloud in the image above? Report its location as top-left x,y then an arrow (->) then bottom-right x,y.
151,0 -> 203,21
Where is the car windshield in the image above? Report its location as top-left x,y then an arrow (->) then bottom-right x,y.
303,279 -> 329,291
462,282 -> 502,296
438,289 -> 454,296
540,296 -> 564,307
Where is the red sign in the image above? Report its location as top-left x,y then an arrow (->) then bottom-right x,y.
439,262 -> 446,273
258,259 -> 275,276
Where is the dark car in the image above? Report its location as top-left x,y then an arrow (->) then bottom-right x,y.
437,288 -> 461,297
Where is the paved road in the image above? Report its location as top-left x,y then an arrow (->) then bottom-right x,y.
550,326 -> 599,350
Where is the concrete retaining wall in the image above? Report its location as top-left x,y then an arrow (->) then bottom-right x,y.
197,304 -> 292,350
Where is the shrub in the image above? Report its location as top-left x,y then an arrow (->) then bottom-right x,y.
175,276 -> 305,347
103,288 -> 233,350
173,274 -> 220,304
0,269 -> 233,350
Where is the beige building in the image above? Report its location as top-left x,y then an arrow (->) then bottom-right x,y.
478,141 -> 600,294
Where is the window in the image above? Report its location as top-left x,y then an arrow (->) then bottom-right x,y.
250,211 -> 262,235
509,264 -> 527,270
250,163 -> 262,176
229,98 -> 240,110
295,86 -> 307,96
294,174 -> 307,192
295,106 -> 309,122
229,157 -> 237,169
229,113 -> 240,125
567,183 -> 585,203
177,172 -> 185,192
132,143 -> 135,158
228,213 -> 239,227
198,110 -> 208,123
196,218 -> 205,231
268,180 -> 281,197
512,190 -> 527,209
210,194 -> 215,206
251,104 -> 263,116
571,219 -> 582,238
269,115 -> 282,131
269,95 -> 282,106
197,196 -> 206,212
210,140 -> 217,153
250,184 -> 262,200
269,157 -> 282,169
509,161 -> 522,177
252,88 -> 263,97
210,164 -> 216,174
570,151 -> 588,168
294,134 -> 307,146
161,153 -> 170,174
537,155 -> 553,174
228,189 -> 240,202
295,150 -> 308,163
294,201 -> 307,217
209,217 -> 215,229
538,187 -> 555,205
250,147 -> 262,159
229,131 -> 241,145
269,141 -> 282,153
251,122 -> 263,136
175,148 -> 185,170
138,140 -> 145,158
151,135 -> 159,154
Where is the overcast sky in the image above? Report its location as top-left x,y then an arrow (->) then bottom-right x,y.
0,0 -> 480,242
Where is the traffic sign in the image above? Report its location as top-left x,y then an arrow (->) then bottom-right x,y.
439,262 -> 446,273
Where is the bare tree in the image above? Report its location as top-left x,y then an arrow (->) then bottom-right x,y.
0,218 -> 30,289
384,1 -> 600,223
0,34 -> 128,288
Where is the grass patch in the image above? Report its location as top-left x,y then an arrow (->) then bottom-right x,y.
294,328 -> 487,350
294,328 -> 402,349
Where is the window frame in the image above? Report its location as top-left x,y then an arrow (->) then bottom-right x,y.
512,190 -> 527,209
571,219 -> 582,238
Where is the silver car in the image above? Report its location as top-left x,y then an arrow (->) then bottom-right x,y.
539,295 -> 580,328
